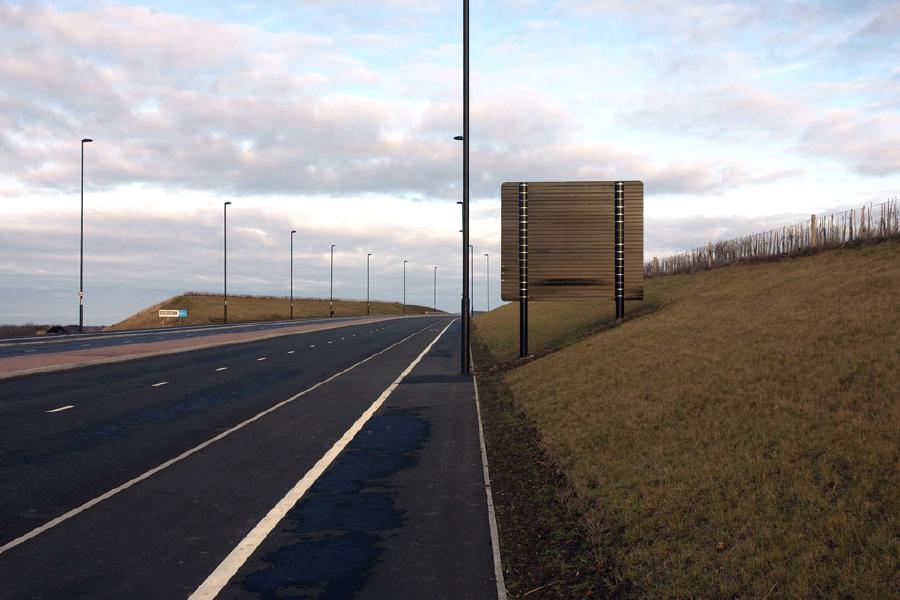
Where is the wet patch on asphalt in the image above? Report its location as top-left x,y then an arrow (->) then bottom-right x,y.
230,406 -> 430,600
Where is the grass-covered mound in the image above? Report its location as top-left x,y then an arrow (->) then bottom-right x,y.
109,293 -> 436,330
474,240 -> 899,597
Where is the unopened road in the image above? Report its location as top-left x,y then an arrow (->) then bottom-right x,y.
0,316 -> 502,598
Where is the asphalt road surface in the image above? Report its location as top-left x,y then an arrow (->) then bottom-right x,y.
0,316 -> 503,599
0,316 -> 380,359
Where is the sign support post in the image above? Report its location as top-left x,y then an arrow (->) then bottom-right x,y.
615,181 -> 625,321
518,182 -> 529,358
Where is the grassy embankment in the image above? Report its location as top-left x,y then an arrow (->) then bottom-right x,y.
474,240 -> 899,597
108,293 -> 436,331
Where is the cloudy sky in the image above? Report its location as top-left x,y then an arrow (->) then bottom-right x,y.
1,0 -> 898,324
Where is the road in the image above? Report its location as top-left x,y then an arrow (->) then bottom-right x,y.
0,316 -> 382,358
0,316 -> 504,598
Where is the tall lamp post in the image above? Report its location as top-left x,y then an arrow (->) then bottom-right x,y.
366,253 -> 372,316
223,201 -> 232,324
455,0 -> 471,374
433,266 -> 438,313
402,260 -> 408,315
78,138 -> 93,333
484,253 -> 490,312
290,230 -> 296,319
469,244 -> 474,315
329,244 -> 335,317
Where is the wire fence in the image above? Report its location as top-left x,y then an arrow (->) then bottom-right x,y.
645,198 -> 899,277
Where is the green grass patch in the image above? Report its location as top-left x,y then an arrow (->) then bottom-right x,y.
475,241 -> 900,597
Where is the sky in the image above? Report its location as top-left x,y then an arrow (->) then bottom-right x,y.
1,0 -> 898,324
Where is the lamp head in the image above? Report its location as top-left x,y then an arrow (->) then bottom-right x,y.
453,135 -> 463,141
81,138 -> 93,143
224,201 -> 232,206
291,230 -> 296,234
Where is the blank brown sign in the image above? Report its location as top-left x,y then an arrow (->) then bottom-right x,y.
501,181 -> 643,301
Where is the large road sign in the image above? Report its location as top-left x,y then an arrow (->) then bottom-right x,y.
500,181 -> 643,301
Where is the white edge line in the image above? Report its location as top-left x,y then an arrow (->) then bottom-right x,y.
188,318 -> 456,599
471,353 -> 509,600
0,321 -> 440,558
45,405 -> 75,413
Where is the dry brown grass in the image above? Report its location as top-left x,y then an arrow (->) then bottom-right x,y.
474,241 -> 900,597
108,294 -> 435,330
473,299 -> 644,364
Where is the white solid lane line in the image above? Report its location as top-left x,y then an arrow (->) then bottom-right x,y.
152,382 -> 169,387
46,405 -> 75,413
0,320 -> 441,558
216,367 -> 228,372
189,318 -> 455,599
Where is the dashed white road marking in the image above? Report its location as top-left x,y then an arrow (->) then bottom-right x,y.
151,381 -> 169,387
79,343 -> 91,347
216,367 -> 228,372
189,318 -> 455,599
0,320 -> 440,558
327,341 -> 333,344
287,350 -> 295,354
24,349 -> 36,353
309,344 -> 316,348
45,405 -> 74,413
257,357 -> 267,361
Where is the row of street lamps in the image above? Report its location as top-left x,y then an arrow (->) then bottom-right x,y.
76,1 -> 472,369
222,202 -> 473,323
78,140 -> 491,331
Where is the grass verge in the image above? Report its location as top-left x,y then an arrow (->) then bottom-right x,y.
108,294 -> 435,330
474,342 -> 626,598
475,241 -> 899,597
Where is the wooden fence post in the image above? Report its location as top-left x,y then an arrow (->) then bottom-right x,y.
810,214 -> 817,249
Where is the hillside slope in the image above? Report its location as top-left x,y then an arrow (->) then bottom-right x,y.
109,294 -> 436,330
474,241 -> 899,597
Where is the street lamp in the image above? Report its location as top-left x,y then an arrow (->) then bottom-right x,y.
329,244 -> 335,317
79,137 -> 93,334
433,266 -> 438,313
459,0 -> 471,374
402,260 -> 408,315
366,253 -> 372,316
484,253 -> 490,312
290,230 -> 297,319
469,244 -> 474,315
223,201 -> 232,324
